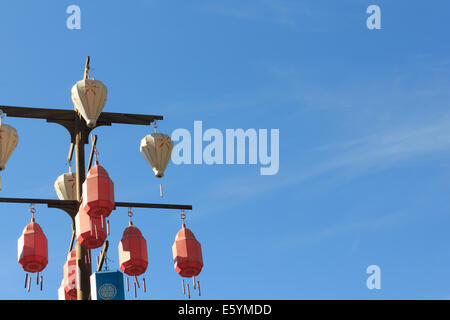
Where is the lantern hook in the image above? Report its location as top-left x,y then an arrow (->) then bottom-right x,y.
94,145 -> 99,165
29,204 -> 36,221
180,210 -> 186,227
128,207 -> 133,225
153,121 -> 158,134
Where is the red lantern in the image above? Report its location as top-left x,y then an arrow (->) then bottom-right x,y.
118,222 -> 148,276
172,224 -> 203,277
58,284 -> 77,300
118,210 -> 148,297
75,206 -> 107,249
172,215 -> 203,298
82,163 -> 115,218
61,249 -> 77,299
18,217 -> 48,274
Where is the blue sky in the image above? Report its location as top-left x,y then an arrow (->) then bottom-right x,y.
0,0 -> 449,299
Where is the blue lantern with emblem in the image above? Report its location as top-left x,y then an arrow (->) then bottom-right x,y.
90,270 -> 125,300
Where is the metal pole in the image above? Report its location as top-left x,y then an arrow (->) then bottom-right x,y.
75,113 -> 91,300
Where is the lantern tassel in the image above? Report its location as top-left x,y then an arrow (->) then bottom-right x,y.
134,281 -> 137,298
182,279 -> 186,295
24,273 -> 28,289
107,220 -> 110,236
143,278 -> 147,293
40,275 -> 43,291
27,276 -> 31,292
193,276 -> 196,290
197,280 -> 201,296
160,183 -> 163,198
187,283 -> 191,299
126,277 -> 129,292
134,275 -> 140,289
94,224 -> 98,240
36,272 -> 39,286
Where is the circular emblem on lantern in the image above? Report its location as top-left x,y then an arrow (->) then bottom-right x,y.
99,283 -> 117,300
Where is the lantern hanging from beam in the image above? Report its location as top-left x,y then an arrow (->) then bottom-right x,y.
140,122 -> 173,198
172,212 -> 203,298
140,129 -> 173,178
82,162 -> 115,218
118,209 -> 148,297
18,205 -> 47,292
71,78 -> 107,128
76,206 -> 108,249
0,112 -> 19,190
54,170 -> 77,200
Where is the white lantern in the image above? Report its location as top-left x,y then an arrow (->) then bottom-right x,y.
54,172 -> 77,200
71,79 -> 107,128
140,133 -> 173,178
0,123 -> 19,171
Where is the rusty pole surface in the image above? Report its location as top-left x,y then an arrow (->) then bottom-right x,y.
74,112 -> 91,300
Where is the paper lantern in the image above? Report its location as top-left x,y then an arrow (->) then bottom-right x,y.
0,123 -> 18,171
82,164 -> 115,218
18,217 -> 48,273
61,249 -> 77,299
118,222 -> 148,277
54,172 -> 77,200
172,224 -> 203,278
140,133 -> 173,178
76,206 -> 107,249
71,79 -> 107,128
172,218 -> 203,298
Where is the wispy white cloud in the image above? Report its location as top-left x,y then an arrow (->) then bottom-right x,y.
212,114 -> 450,199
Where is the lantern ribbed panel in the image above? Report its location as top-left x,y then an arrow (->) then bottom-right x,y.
54,172 -> 77,200
62,250 -> 77,299
17,220 -> 48,273
58,284 -> 77,300
118,224 -> 148,276
75,206 -> 107,249
82,164 -> 115,218
172,226 -> 203,278
140,133 -> 173,178
0,123 -> 18,171
71,79 -> 107,128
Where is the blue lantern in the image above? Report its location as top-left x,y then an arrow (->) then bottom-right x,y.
90,270 -> 125,300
